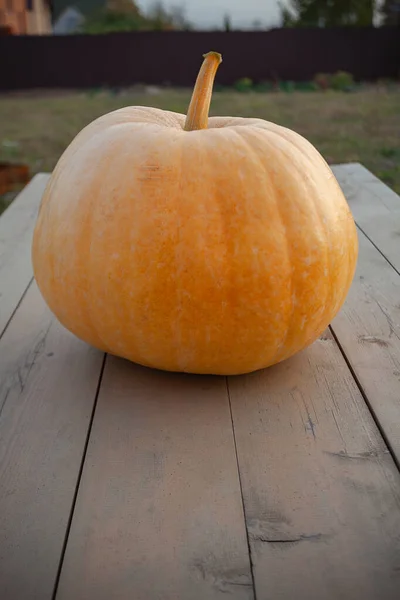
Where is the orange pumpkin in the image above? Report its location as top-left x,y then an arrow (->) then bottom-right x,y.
32,52 -> 358,375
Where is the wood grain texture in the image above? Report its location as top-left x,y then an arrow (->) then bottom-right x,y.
331,229 -> 400,464
333,163 -> 400,271
55,358 -> 253,600
0,282 -> 104,600
0,173 -> 49,337
332,163 -> 400,215
228,331 -> 400,600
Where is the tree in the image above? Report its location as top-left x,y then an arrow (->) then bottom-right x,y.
279,0 -> 375,27
83,10 -> 145,34
106,0 -> 141,15
223,13 -> 232,31
168,5 -> 193,30
280,3 -> 295,26
82,0 -> 192,34
381,0 -> 400,25
252,19 -> 263,29
145,1 -> 192,30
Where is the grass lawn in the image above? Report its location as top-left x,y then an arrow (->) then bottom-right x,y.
0,86 -> 399,213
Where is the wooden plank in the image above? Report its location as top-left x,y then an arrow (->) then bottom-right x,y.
332,163 -> 400,215
55,358 -> 254,600
332,163 -> 400,271
0,282 -> 104,600
228,330 -> 400,600
354,212 -> 400,274
331,229 -> 400,463
0,173 -> 50,337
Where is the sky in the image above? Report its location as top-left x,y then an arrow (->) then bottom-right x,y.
136,0 -> 286,29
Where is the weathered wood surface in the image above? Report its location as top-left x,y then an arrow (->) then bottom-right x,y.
0,282 -> 104,600
228,330 -> 400,600
331,230 -> 400,464
332,163 -> 400,271
0,174 -> 50,338
332,164 -> 400,465
1,165 -> 400,600
55,359 -> 253,600
0,174 -> 104,600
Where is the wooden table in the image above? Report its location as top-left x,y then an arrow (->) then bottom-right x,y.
1,164 -> 400,600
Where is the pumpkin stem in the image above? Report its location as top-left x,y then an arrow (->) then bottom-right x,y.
184,51 -> 222,132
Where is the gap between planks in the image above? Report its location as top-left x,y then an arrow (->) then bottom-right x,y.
0,173 -> 50,338
332,164 -> 400,467
0,282 -> 106,600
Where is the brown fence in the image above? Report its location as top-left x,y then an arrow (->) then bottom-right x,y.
1,27 -> 399,90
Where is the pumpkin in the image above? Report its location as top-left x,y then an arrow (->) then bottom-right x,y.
32,52 -> 358,376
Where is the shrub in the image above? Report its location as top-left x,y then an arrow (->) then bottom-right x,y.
234,78 -> 253,92
314,73 -> 331,91
254,81 -> 275,92
330,71 -> 355,91
280,81 -> 295,93
313,71 -> 355,92
294,81 -> 318,92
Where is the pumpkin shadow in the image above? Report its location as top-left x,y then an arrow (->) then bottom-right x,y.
103,352 -> 231,411
99,328 -> 333,416
101,349 -> 301,414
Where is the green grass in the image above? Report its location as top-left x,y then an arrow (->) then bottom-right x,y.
1,86 -> 399,213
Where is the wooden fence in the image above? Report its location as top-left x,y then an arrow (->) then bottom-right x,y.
0,27 -> 399,90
